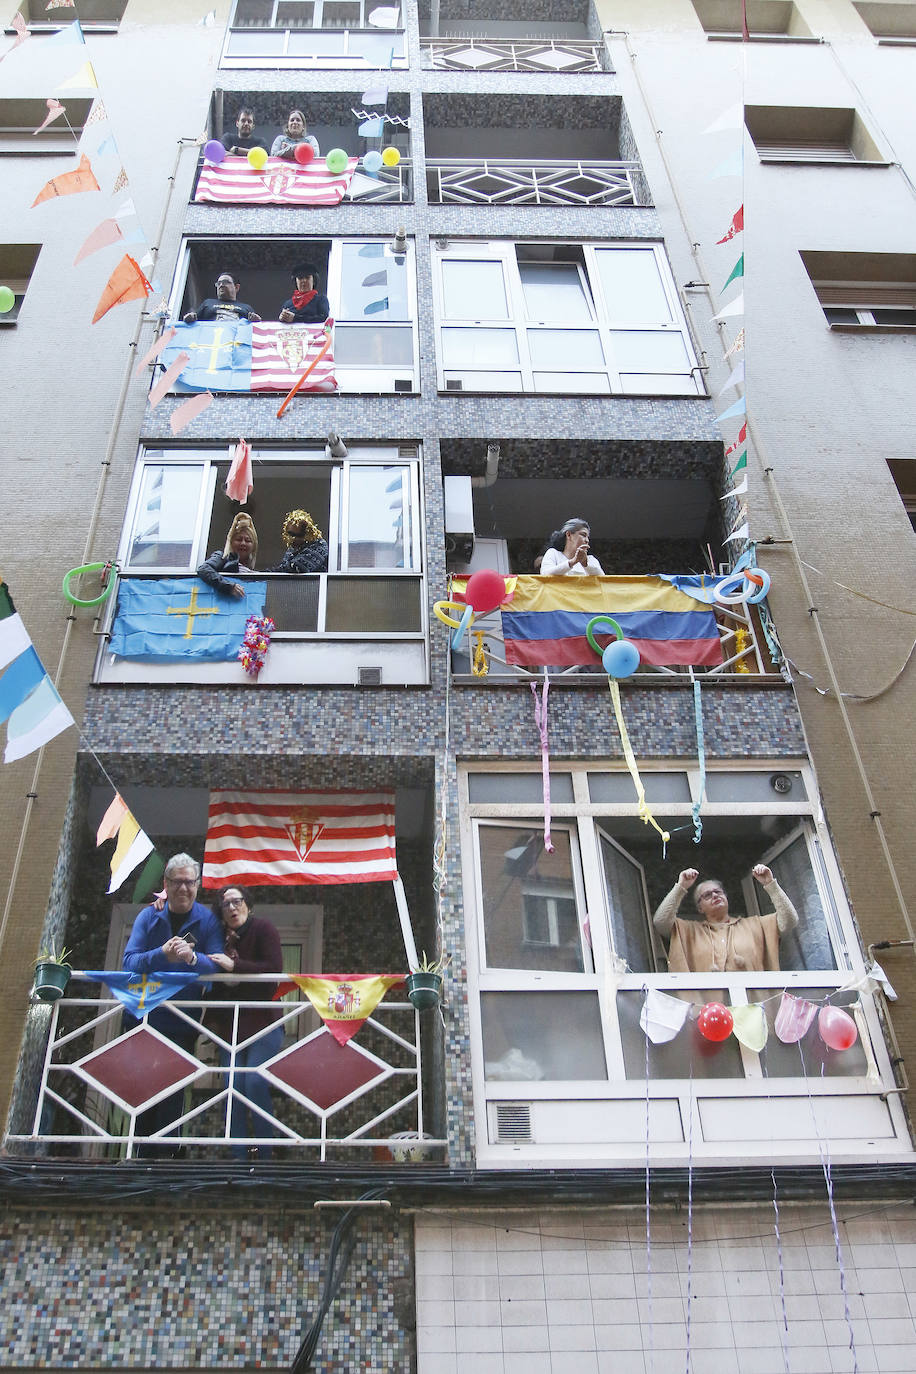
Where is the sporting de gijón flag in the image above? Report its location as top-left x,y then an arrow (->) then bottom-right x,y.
502,576 -> 723,669
159,321 -> 336,393
108,578 -> 267,661
203,791 -> 398,888
195,155 -> 358,206
272,974 -> 405,1046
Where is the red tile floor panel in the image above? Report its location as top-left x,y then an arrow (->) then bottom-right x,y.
79,1028 -> 200,1109
268,1032 -> 387,1111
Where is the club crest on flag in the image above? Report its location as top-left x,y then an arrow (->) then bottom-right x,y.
276,327 -> 317,373
286,807 -> 325,862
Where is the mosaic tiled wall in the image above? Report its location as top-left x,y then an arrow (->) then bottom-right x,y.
0,1207 -> 416,1370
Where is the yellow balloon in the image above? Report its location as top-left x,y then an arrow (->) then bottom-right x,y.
381,146 -> 401,168
433,600 -> 465,630
248,146 -> 268,170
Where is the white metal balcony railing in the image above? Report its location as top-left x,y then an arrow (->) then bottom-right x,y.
15,975 -> 442,1161
420,37 -> 609,74
427,158 -> 641,208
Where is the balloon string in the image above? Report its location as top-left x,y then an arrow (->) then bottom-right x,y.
608,679 -> 670,852
771,1168 -> 791,1374
644,991 -> 655,1374
692,678 -> 705,845
684,1064 -> 694,1374
530,676 -> 554,853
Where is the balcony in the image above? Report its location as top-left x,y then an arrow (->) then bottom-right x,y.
420,36 -> 609,73
427,157 -> 640,208
221,0 -> 407,69
13,975 -> 442,1162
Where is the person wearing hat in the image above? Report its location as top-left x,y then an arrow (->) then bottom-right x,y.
196,512 -> 258,598
278,264 -> 330,325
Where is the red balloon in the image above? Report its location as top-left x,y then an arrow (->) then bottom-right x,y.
697,1002 -> 734,1042
818,1005 -> 858,1051
294,142 -> 315,165
464,568 -> 507,615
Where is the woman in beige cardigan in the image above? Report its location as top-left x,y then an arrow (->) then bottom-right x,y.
653,865 -> 799,973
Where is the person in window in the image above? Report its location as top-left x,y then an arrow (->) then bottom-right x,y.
270,110 -> 320,161
220,107 -> 268,157
183,273 -> 261,324
206,887 -> 284,1161
278,264 -> 330,326
539,518 -> 604,576
197,513 -> 258,599
268,509 -> 329,574
653,865 -> 800,974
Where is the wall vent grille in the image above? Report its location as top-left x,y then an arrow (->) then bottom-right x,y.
495,1103 -> 532,1141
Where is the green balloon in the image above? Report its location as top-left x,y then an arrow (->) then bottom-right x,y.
0,285 -> 15,314
325,148 -> 348,175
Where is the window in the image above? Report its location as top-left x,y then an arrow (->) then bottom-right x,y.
12,0 -> 127,29
461,763 -> 910,1163
432,241 -> 701,395
887,460 -> 916,532
223,0 -> 407,67
801,250 -> 916,330
0,244 -> 40,325
691,0 -> 814,38
171,237 -> 418,394
744,105 -> 885,163
854,2 -> 916,41
0,98 -> 94,155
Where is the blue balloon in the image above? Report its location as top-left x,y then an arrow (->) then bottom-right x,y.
602,639 -> 640,678
451,604 -> 475,652
362,150 -> 383,175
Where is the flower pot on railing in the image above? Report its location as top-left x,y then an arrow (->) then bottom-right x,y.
32,946 -> 72,1003
405,971 -> 443,1012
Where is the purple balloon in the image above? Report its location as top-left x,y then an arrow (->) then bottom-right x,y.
204,140 -> 226,164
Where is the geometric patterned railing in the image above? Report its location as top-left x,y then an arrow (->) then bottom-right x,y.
12,975 -> 442,1162
420,37 -> 609,73
427,158 -> 640,207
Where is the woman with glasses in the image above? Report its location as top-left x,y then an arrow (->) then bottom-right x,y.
208,887 -> 284,1158
653,865 -> 800,973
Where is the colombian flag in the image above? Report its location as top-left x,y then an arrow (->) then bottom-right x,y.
501,576 -> 723,669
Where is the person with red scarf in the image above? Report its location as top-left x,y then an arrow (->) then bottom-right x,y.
278,264 -> 330,325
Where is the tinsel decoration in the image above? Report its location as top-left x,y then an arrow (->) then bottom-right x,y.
238,614 -> 275,677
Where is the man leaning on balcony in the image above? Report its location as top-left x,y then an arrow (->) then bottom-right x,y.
653,866 -> 799,973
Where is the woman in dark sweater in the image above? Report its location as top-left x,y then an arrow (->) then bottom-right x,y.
208,886 -> 284,1158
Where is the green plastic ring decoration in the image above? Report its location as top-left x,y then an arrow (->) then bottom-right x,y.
62,562 -> 116,608
585,614 -> 624,658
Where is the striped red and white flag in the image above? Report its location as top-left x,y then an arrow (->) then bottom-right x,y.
202,790 -> 398,887
195,155 -> 358,207
250,322 -> 337,393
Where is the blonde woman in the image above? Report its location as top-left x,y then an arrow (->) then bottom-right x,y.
196,512 -> 258,598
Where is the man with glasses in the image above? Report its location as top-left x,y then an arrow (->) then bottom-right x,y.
122,853 -> 225,1156
183,273 -> 261,324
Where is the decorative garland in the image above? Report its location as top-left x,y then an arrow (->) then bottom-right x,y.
238,614 -> 274,677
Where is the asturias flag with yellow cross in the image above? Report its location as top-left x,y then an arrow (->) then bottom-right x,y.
159,320 -> 337,393
109,578 -> 267,660
85,970 -> 201,1019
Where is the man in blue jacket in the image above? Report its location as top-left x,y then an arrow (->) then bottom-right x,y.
123,852 -> 224,1156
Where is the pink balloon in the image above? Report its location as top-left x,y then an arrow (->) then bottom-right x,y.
818,1005 -> 858,1051
464,568 -> 507,615
697,1002 -> 733,1042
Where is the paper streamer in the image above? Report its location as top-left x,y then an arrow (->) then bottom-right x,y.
530,676 -> 554,854
691,679 -> 705,844
608,679 -> 670,848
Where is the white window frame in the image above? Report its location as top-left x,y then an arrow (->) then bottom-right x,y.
222,0 -> 407,68
459,760 -> 912,1164
431,240 -> 702,396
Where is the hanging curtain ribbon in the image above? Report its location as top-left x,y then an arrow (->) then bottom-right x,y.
692,678 -> 705,844
530,675 -> 554,854
607,679 -> 670,850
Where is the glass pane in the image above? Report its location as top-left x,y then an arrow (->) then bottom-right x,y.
226,29 -> 286,53
468,773 -> 574,803
705,772 -> 807,803
321,0 -> 362,26
595,248 -> 673,323
478,826 -> 585,973
600,835 -> 654,972
264,577 -> 320,631
441,261 -> 509,320
533,373 -> 610,394
445,371 -> 523,391
334,325 -> 414,366
441,328 -> 519,368
519,263 -> 592,322
128,466 -> 203,569
617,989 -> 744,1079
590,772 -> 692,803
618,374 -> 697,396
527,329 -> 604,367
276,0 -> 315,24
233,0 -> 274,24
763,833 -> 836,971
339,243 -> 409,321
288,28 -> 347,52
751,988 -> 867,1078
609,330 -> 691,372
345,465 -> 411,569
482,992 -> 607,1080
324,576 -> 421,631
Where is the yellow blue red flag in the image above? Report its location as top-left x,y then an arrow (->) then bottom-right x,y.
273,973 -> 405,1045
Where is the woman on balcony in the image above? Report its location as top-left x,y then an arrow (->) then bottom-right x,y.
270,110 -> 320,161
196,513 -> 258,598
207,887 -> 284,1160
278,264 -> 331,326
267,508 -> 329,574
539,518 -> 604,577
653,866 -> 799,973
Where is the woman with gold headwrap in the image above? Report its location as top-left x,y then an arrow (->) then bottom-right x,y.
268,509 -> 329,574
197,513 -> 258,598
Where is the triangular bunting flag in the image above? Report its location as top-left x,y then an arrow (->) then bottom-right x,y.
133,326 -> 177,377
718,361 -> 745,394
84,970 -> 199,1018
640,988 -> 690,1044
0,13 -> 31,62
91,254 -> 151,323
106,811 -> 155,893
111,166 -> 129,194
44,19 -> 85,47
724,328 -> 745,359
702,103 -> 744,135
716,396 -> 746,424
724,424 -> 747,456
96,793 -> 129,845
56,60 -> 98,92
729,451 -> 748,478
169,391 -> 213,434
714,293 -> 745,321
719,475 -> 748,499
73,216 -> 124,264
31,153 -> 100,206
273,974 -> 404,1046
724,520 -> 749,544
732,1003 -> 768,1052
723,255 -> 744,291
33,99 -> 66,134
717,205 -> 744,244
711,150 -> 743,179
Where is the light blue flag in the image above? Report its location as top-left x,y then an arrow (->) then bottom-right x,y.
658,575 -> 731,606
45,20 -> 85,47
85,970 -> 201,1018
0,647 -> 46,723
711,151 -> 744,179
715,396 -> 747,424
359,116 -> 384,138
364,297 -> 389,314
159,320 -> 252,393
109,578 -> 267,661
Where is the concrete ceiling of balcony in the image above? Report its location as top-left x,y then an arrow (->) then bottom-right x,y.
423,93 -> 621,160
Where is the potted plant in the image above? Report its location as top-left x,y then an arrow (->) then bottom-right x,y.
32,941 -> 73,1003
405,951 -> 451,1011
